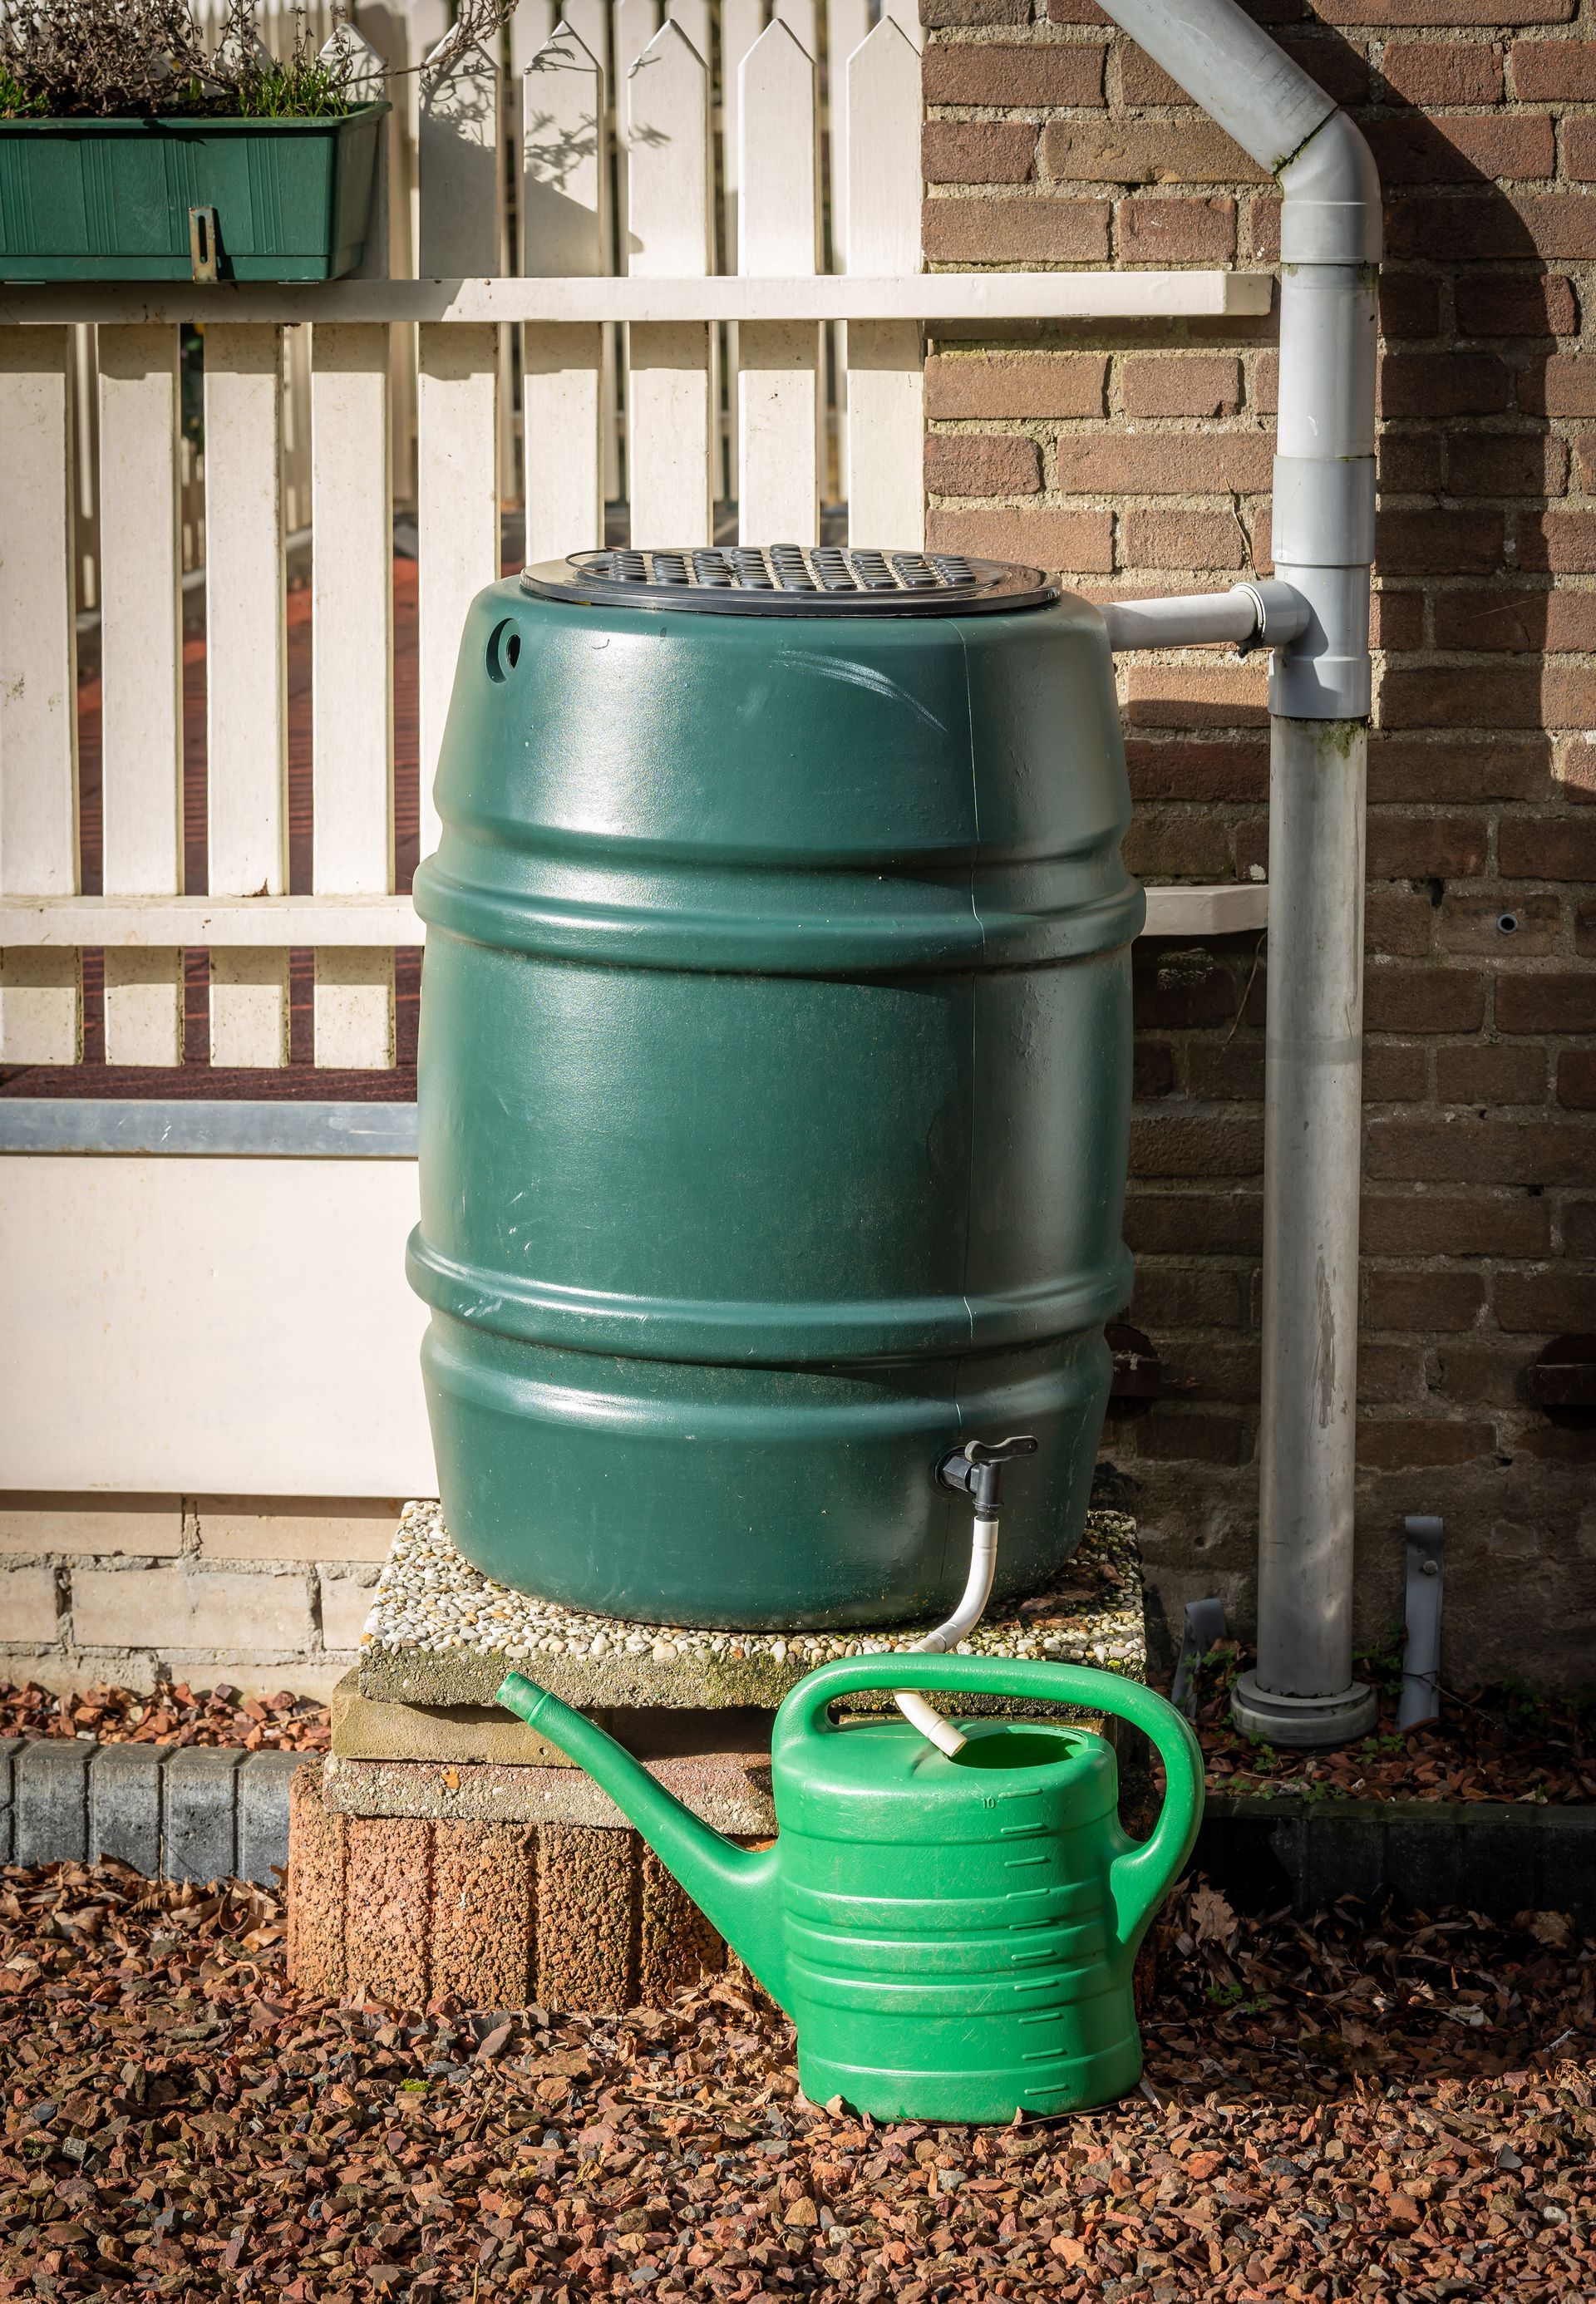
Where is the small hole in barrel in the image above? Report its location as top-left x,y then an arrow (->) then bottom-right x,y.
486,619 -> 522,682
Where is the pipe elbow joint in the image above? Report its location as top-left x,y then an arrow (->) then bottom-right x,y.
1279,108 -> 1382,266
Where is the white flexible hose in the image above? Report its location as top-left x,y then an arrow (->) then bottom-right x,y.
893,1516 -> 999,1758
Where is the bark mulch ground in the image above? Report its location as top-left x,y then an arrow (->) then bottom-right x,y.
0,1686 -> 329,1757
7,1656 -> 1592,1801
1187,1645 -> 1596,1808
1,1861 -> 1591,2302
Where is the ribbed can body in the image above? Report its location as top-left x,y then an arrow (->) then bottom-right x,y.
775,1720 -> 1141,2121
410,578 -> 1141,1625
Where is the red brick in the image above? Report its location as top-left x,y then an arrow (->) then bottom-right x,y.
1440,893 -> 1561,954
1318,0 -> 1572,22
1130,1265 -> 1251,1331
1041,120 -> 1265,185
1380,666 -> 1542,728
1579,897 -> 1596,951
1368,114 -> 1555,186
1381,39 -> 1504,102
923,43 -> 1104,106
1125,738 -> 1268,804
1363,1041 -> 1433,1101
1185,1041 -> 1264,1100
1557,1051 -> 1596,1107
1447,432 -> 1567,497
346,1817 -> 431,2007
1365,1266 -> 1485,1332
1357,1343 -> 1430,1406
1130,1412 -> 1251,1466
1116,47 -> 1188,105
1367,1118 -> 1590,1184
1510,37 -> 1596,96
1375,509 -> 1505,575
1559,741 -> 1596,804
1122,507 -> 1249,570
926,352 -> 1106,419
1133,947 -> 1250,1032
1366,965 -> 1488,1033
1377,431 -> 1447,493
431,1823 -> 534,2011
922,0 -> 1030,22
1057,433 -> 1271,495
924,198 -> 1109,264
1122,1191 -> 1262,1256
1116,197 -> 1238,263
1134,1041 -> 1176,1097
1130,1110 -> 1263,1179
1361,1192 -> 1552,1254
1499,818 -> 1596,879
1279,30 -> 1372,103
1371,589 -> 1428,650
1121,356 -> 1242,419
1519,354 -> 1596,416
1544,665 -> 1596,723
1121,813 -> 1236,879
1494,1270 -> 1596,1333
1432,588 -> 1596,653
1382,352 -> 1513,418
1577,434 -> 1596,493
923,122 -> 1037,185
1379,275 -> 1446,338
1357,1420 -> 1495,1470
1564,1199 -> 1596,1254
1454,271 -> 1579,337
1124,663 -> 1268,728
924,432 -> 1042,496
1045,0 -> 1109,18
1366,889 -> 1437,958
1565,119 -> 1596,180
1498,972 -> 1596,1033
1387,194 -> 1596,262
1366,815 -> 1490,878
926,505 -> 1113,572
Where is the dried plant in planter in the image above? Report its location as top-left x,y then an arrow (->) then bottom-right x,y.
0,0 -> 358,120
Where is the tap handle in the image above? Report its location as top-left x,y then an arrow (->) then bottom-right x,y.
936,1432 -> 1038,1517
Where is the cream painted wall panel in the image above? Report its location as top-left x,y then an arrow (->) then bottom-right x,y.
0,1157 -> 435,1496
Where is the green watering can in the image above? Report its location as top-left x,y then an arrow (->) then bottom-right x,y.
498,1656 -> 1203,2124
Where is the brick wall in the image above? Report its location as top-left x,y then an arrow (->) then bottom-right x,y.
924,0 -> 1596,1681
0,1496 -> 397,1697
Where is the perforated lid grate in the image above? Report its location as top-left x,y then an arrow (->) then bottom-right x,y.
520,544 -> 1055,616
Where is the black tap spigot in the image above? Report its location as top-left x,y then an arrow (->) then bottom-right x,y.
935,1433 -> 1039,1520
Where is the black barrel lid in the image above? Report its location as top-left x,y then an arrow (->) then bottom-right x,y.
520,544 -> 1056,616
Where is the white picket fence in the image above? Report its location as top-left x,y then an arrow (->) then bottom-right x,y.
0,2 -> 1272,1495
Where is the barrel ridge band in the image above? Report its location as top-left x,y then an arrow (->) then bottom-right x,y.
406,1229 -> 1135,1366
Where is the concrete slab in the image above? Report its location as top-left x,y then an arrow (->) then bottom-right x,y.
0,1738 -> 20,1863
239,1750 -> 308,1887
88,1742 -> 166,1872
322,1749 -> 778,1836
15,1737 -> 91,1865
357,1501 -> 1146,1712
164,1746 -> 244,1883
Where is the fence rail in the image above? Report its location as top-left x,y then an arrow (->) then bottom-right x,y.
1,0 -> 1271,1082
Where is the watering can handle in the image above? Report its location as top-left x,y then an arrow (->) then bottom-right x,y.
772,1653 -> 1204,1962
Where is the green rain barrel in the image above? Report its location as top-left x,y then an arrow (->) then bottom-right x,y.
408,545 -> 1143,1628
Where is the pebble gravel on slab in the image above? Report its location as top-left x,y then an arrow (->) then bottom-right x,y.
360,1499 -> 1145,1681
0,1862 -> 1592,2302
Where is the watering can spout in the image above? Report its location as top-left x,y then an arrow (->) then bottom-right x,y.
496,1673 -> 791,2013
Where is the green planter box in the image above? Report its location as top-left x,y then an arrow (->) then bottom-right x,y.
0,105 -> 387,281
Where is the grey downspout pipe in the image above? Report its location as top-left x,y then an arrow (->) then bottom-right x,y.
1095,0 -> 1382,1745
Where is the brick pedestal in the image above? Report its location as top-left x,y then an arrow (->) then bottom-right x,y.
288,1765 -> 729,2010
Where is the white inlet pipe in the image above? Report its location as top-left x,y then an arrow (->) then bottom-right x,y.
1100,578 -> 1309,656
1094,0 -> 1382,1747
894,1515 -> 1000,1758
